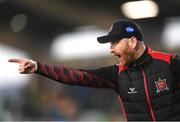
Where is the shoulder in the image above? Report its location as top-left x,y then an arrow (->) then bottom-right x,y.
148,47 -> 174,64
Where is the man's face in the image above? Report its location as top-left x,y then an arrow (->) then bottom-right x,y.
110,38 -> 135,66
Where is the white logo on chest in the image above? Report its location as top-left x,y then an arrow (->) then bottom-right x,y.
128,87 -> 137,94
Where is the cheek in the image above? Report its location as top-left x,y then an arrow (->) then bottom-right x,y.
116,43 -> 127,53
116,41 -> 132,56
121,46 -> 134,61
120,44 -> 131,55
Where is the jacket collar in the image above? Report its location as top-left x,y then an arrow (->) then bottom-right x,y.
118,47 -> 152,71
127,47 -> 152,69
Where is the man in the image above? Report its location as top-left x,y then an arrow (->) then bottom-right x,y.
8,20 -> 180,121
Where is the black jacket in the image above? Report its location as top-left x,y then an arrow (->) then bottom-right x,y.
36,47 -> 180,121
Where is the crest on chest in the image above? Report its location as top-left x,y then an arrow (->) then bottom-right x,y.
155,78 -> 169,93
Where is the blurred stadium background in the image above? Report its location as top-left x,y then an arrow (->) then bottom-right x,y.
0,0 -> 180,121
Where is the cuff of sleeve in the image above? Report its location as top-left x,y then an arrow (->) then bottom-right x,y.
30,60 -> 38,73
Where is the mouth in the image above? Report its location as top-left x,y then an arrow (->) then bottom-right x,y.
114,53 -> 121,58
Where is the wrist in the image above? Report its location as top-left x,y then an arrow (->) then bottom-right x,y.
30,60 -> 38,72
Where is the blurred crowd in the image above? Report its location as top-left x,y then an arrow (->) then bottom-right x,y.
0,74 -> 124,121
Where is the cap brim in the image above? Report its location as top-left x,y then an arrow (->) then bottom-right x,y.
97,35 -> 111,43
97,34 -> 125,44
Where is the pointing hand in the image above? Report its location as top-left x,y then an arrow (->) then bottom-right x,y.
8,58 -> 37,74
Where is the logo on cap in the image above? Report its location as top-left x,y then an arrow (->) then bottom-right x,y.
126,26 -> 134,33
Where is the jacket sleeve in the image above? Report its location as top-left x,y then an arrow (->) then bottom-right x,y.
35,62 -> 119,91
171,55 -> 180,81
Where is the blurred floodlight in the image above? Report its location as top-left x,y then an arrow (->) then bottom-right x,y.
0,44 -> 30,90
10,14 -> 27,32
51,26 -> 111,60
121,0 -> 159,19
162,17 -> 180,49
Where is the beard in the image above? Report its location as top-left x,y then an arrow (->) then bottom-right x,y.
119,49 -> 135,66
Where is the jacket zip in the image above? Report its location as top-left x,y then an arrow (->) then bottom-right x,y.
117,95 -> 128,122
141,69 -> 156,122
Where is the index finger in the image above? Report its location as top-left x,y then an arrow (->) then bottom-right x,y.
8,58 -> 22,63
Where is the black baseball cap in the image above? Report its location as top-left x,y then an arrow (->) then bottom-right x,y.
97,20 -> 142,43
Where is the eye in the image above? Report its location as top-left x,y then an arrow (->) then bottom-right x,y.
110,40 -> 119,45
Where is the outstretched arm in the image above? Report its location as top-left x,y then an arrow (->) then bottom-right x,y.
8,58 -> 119,91
36,61 -> 118,90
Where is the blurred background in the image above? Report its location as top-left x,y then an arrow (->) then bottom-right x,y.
0,0 -> 180,121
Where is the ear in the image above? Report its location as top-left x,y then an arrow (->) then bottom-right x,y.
128,36 -> 138,49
